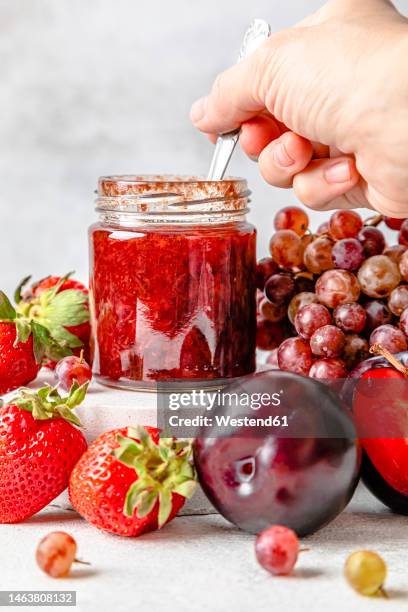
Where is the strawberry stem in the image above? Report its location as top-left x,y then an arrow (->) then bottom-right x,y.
369,343 -> 408,376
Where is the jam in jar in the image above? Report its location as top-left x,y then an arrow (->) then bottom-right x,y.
89,176 -> 256,389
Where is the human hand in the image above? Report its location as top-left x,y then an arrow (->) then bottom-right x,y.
190,0 -> 408,217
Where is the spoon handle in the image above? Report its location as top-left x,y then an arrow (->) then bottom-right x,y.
207,19 -> 271,181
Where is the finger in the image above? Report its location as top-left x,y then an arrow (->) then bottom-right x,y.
293,157 -> 360,209
258,132 -> 313,188
239,115 -> 282,160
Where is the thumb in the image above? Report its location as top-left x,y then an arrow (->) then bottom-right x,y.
190,30 -> 296,135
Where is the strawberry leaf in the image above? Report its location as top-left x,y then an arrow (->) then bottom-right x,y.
14,275 -> 32,304
158,490 -> 172,528
11,382 -> 88,426
14,318 -> 32,345
0,291 -> 16,321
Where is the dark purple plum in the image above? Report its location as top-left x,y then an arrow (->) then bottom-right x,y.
193,370 -> 359,536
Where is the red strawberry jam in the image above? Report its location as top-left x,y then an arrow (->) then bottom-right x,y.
89,176 -> 256,388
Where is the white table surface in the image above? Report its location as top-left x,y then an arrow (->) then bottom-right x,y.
1,484 -> 407,612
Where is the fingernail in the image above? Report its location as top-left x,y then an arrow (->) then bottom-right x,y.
190,97 -> 208,124
273,142 -> 294,167
325,160 -> 352,183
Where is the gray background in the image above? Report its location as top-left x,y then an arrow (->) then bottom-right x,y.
0,0 -> 405,296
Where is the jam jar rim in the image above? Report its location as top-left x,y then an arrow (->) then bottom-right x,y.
96,174 -> 251,214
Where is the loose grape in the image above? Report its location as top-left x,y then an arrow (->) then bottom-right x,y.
274,206 -> 309,236
343,334 -> 370,370
259,298 -> 287,322
399,307 -> 408,336
287,292 -> 319,325
316,221 -> 329,235
384,216 -> 404,231
264,274 -> 295,305
269,230 -> 303,270
334,303 -> 366,333
316,269 -> 360,308
363,300 -> 393,333
358,226 -> 385,257
369,324 -> 407,353
358,255 -> 400,298
344,550 -> 387,597
399,250 -> 408,281
277,337 -> 313,375
310,325 -> 346,358
266,348 -> 279,369
256,257 -> 278,290
309,358 -> 348,379
332,239 -> 364,271
256,320 -> 285,351
36,532 -> 77,578
295,303 -> 331,339
388,285 -> 408,316
56,354 -> 92,391
329,210 -> 363,240
383,244 -> 406,264
255,525 -> 299,576
303,236 -> 334,274
399,219 -> 408,246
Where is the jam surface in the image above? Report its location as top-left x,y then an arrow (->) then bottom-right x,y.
90,221 -> 256,385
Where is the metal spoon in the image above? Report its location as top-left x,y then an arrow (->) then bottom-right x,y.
207,19 -> 271,181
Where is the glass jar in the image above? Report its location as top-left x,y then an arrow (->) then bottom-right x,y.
89,175 -> 256,390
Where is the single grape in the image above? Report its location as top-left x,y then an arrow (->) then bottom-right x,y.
287,292 -> 319,325
358,226 -> 385,257
310,325 -> 346,358
342,334 -> 370,370
344,550 -> 387,597
56,354 -> 92,391
269,230 -> 303,270
309,358 -> 348,379
334,303 -> 366,333
384,216 -> 404,231
36,532 -> 77,578
256,320 -> 285,351
329,210 -> 363,240
363,300 -> 393,333
358,255 -> 400,298
316,269 -> 360,308
399,219 -> 408,246
256,257 -> 278,290
316,221 -> 329,235
255,525 -> 299,576
260,298 -> 287,322
274,206 -> 309,236
383,244 -> 406,264
266,348 -> 279,369
399,307 -> 408,336
369,324 -> 407,353
332,238 -> 364,271
295,303 -> 331,339
388,285 -> 408,316
303,236 -> 334,274
399,250 -> 408,281
264,274 -> 295,305
277,337 -> 313,375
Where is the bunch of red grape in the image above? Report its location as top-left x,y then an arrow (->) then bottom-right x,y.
257,207 -> 408,378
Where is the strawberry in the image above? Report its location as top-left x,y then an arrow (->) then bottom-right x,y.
0,273 -> 90,392
69,426 -> 197,537
0,322 -> 39,394
0,382 -> 88,523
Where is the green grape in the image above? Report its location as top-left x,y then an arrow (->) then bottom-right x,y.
344,551 -> 387,597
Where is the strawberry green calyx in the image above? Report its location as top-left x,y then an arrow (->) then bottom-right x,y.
113,426 -> 197,527
11,381 -> 89,427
